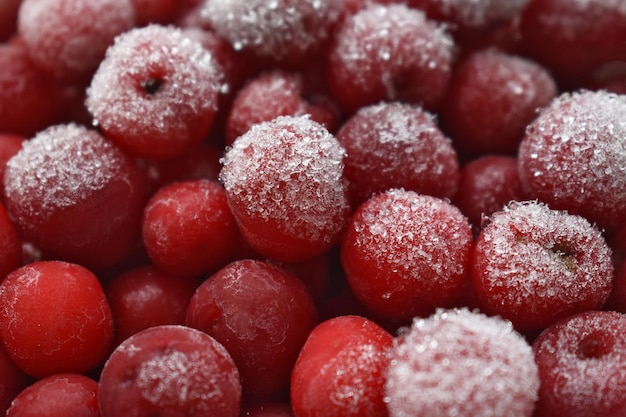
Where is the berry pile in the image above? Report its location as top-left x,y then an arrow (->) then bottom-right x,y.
1,0 -> 625,416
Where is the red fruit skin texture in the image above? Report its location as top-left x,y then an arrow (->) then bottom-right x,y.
186,259 -> 318,396
471,201 -> 614,333
0,202 -> 22,280
532,310 -> 626,417
0,261 -> 114,379
17,0 -> 135,84
219,115 -> 350,262
518,90 -> 626,233
0,0 -> 21,41
441,49 -> 557,158
336,101 -> 459,208
105,265 -> 200,346
6,373 -> 99,417
341,189 -> 474,321
142,179 -> 240,277
3,123 -> 147,270
0,134 -> 25,196
291,315 -> 393,417
0,344 -> 28,416
86,24 -> 223,160
98,325 -> 241,417
327,4 -> 454,115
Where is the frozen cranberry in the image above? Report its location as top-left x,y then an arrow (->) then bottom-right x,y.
327,4 -> 454,115
386,308 -> 539,417
518,90 -> 626,233
0,135 -> 24,195
142,180 -> 240,277
3,123 -> 146,269
17,0 -> 135,84
219,115 -> 350,262
532,310 -> 626,417
106,265 -> 200,346
6,374 -> 99,417
336,102 -> 459,208
291,315 -> 393,417
454,155 -> 527,232
0,261 -> 114,378
186,259 -> 318,396
441,49 -> 557,158
86,25 -> 224,160
0,202 -> 21,280
472,201 -> 614,333
99,325 -> 241,417
130,0 -> 177,25
0,0 -> 21,41
0,345 -> 28,416
341,189 -> 473,321
225,70 -> 339,145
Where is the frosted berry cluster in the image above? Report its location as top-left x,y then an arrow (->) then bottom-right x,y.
0,0 -> 625,416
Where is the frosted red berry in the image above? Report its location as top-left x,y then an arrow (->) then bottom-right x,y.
0,134 -> 25,196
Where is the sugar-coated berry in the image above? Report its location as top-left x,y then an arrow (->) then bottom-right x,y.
291,315 -> 393,417
336,102 -> 459,208
98,325 -> 241,417
0,261 -> 114,378
472,201 -> 614,333
3,123 -> 146,269
142,179 -> 240,277
6,373 -> 99,417
220,115 -> 350,262
385,308 -> 540,417
17,0 -> 135,84
518,90 -> 626,233
532,310 -> 626,417
0,202 -> 21,280
327,4 -> 454,115
0,134 -> 25,196
186,259 -> 318,396
86,24 -> 224,159
0,345 -> 28,416
341,189 -> 473,321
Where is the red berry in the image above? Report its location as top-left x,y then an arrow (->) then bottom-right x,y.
341,189 -> 473,321
0,261 -> 114,378
471,201 -> 614,333
291,315 -> 393,417
186,259 -> 318,396
86,25 -> 224,159
532,310 -> 626,417
98,325 -> 241,417
0,345 -> 28,416
220,115 -> 350,262
0,134 -> 25,197
0,0 -> 21,41
385,308 -> 539,417
0,202 -> 21,279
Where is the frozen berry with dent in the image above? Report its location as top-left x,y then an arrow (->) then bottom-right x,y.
3,123 -> 146,269
291,315 -> 393,417
532,310 -> 626,417
341,189 -> 473,321
0,261 -> 114,378
219,115 -> 350,262
86,24 -> 224,159
327,4 -> 455,115
471,201 -> 614,333
386,308 -> 539,417
336,102 -> 459,208
518,90 -> 626,233
186,259 -> 318,396
98,325 -> 241,417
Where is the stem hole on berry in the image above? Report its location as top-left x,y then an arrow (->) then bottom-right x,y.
549,242 -> 577,272
577,331 -> 612,359
142,77 -> 164,96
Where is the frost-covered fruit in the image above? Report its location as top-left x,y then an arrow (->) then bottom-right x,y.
386,308 -> 539,417
327,4 -> 454,115
0,345 -> 28,416
471,201 -> 614,333
17,0 -> 135,84
3,123 -> 146,269
186,259 -> 318,396
142,179 -> 240,277
98,325 -> 241,417
291,315 -> 393,417
219,115 -> 350,262
0,202 -> 21,280
441,49 -> 557,158
518,90 -> 626,233
86,24 -> 224,159
341,189 -> 473,321
6,374 -> 99,417
532,310 -> 626,417
336,102 -> 459,208
0,261 -> 114,378
0,135 -> 24,193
